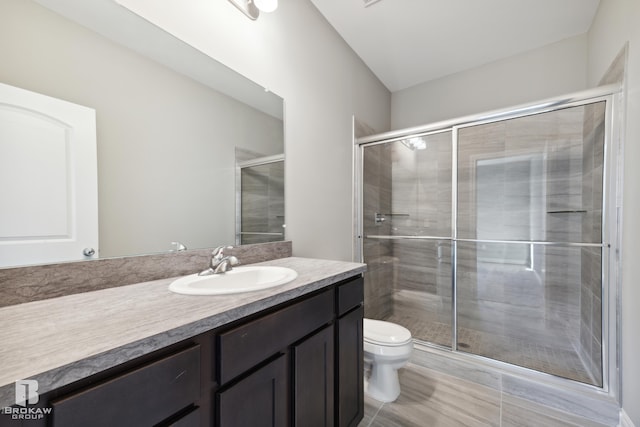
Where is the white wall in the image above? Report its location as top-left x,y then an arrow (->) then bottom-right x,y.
391,34 -> 588,129
116,0 -> 392,262
588,1 -> 640,425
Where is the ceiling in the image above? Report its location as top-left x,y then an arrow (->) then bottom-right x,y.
310,0 -> 601,92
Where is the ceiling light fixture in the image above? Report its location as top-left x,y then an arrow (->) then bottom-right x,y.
228,0 -> 278,20
254,0 -> 278,13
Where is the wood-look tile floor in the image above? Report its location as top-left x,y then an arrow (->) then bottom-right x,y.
358,362 -> 612,427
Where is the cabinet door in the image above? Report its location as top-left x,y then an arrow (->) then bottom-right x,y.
293,325 -> 334,427
337,306 -> 364,427
217,354 -> 288,427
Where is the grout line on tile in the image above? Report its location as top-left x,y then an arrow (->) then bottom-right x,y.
499,375 -> 503,426
505,394 -> 613,427
366,400 -> 385,427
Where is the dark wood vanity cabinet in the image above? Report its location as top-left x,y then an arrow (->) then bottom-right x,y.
5,275 -> 363,427
215,275 -> 364,427
336,278 -> 365,427
215,325 -> 338,427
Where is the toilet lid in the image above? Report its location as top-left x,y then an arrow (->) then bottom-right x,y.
363,318 -> 412,346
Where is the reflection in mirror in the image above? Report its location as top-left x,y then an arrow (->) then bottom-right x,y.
0,0 -> 284,268
235,149 -> 285,245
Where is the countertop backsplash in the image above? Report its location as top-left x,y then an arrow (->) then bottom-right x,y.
0,241 -> 292,307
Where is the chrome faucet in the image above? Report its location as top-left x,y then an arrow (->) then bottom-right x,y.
170,241 -> 187,252
198,246 -> 240,276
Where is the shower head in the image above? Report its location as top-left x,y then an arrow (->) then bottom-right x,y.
401,137 -> 427,150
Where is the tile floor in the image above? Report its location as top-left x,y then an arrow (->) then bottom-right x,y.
358,358 -> 614,427
385,289 -> 595,385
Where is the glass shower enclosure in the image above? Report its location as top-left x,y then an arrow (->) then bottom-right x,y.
355,86 -> 621,392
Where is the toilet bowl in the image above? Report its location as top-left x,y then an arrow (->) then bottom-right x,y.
363,318 -> 413,403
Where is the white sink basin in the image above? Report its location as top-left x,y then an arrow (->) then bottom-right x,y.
168,266 -> 298,295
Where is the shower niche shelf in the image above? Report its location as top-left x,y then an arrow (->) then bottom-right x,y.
546,210 -> 588,214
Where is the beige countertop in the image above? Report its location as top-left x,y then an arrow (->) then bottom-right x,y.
0,257 -> 366,407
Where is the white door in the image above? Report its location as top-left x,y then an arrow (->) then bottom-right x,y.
0,83 -> 98,267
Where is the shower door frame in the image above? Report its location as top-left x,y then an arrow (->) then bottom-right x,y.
353,84 -> 623,401
235,154 -> 285,245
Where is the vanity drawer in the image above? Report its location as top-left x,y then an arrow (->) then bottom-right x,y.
218,289 -> 334,384
166,407 -> 200,427
337,276 -> 364,316
51,345 -> 200,427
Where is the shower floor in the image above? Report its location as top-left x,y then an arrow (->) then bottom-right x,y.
383,290 -> 595,385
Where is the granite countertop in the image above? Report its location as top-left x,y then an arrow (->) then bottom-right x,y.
0,257 -> 366,407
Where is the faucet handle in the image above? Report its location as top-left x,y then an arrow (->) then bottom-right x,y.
211,245 -> 233,258
212,255 -> 240,274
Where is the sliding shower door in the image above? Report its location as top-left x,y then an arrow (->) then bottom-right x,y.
358,95 -> 611,388
456,102 -> 606,386
362,131 -> 453,348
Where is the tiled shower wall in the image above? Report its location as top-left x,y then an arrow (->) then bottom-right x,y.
456,108 -> 592,376
579,101 -> 606,386
390,132 -> 453,345
362,143 -> 394,319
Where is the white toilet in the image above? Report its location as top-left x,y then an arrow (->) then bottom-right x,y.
363,318 -> 413,403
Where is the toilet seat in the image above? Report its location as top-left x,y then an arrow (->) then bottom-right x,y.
364,318 -> 412,346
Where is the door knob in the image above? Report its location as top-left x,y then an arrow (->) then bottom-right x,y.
83,248 -> 96,257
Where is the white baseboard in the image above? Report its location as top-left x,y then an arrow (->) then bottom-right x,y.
620,409 -> 636,427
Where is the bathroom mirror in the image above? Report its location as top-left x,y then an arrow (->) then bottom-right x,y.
0,0 -> 284,267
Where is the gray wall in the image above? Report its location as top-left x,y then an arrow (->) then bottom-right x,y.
588,1 -> 640,423
391,34 -> 588,129
0,0 -> 284,258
